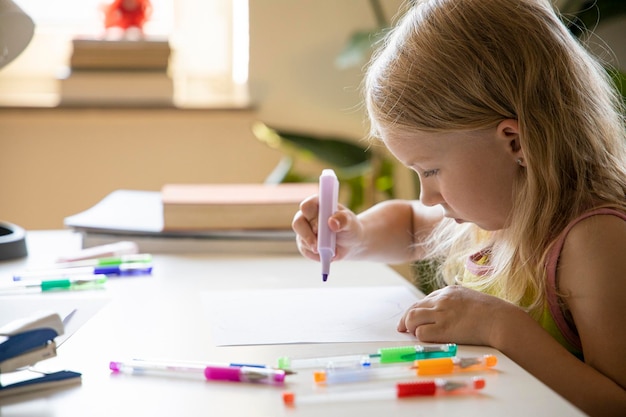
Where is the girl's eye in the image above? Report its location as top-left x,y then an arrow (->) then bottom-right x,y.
422,169 -> 439,178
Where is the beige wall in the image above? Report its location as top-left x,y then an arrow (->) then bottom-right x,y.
248,0 -> 403,138
0,108 -> 284,229
0,1 -> 407,230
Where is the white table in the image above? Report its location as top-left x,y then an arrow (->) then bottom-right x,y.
0,231 -> 586,416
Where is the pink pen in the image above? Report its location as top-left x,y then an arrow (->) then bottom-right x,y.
204,366 -> 286,385
317,169 -> 339,282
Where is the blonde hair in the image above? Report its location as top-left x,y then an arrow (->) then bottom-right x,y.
365,0 -> 626,316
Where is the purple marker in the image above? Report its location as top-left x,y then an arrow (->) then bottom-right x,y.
13,263 -> 152,281
317,169 -> 339,282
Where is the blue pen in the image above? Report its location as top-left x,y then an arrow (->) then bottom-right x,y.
13,263 -> 152,281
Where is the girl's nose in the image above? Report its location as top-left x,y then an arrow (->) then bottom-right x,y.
419,184 -> 444,207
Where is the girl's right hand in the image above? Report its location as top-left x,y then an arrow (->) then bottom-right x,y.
292,195 -> 364,262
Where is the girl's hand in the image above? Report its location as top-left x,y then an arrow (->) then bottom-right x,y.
292,195 -> 365,262
398,285 -> 517,347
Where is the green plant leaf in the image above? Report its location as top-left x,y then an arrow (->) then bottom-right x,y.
252,122 -> 371,170
335,29 -> 385,69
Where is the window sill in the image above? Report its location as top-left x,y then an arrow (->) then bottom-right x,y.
0,75 -> 251,110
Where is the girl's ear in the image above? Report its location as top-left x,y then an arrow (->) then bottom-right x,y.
496,119 -> 524,164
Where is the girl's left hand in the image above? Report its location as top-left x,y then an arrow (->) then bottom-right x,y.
398,285 -> 517,347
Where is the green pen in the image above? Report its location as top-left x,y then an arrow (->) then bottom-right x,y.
0,275 -> 107,294
50,254 -> 152,268
277,344 -> 458,370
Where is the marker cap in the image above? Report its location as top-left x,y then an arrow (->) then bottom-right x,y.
415,358 -> 455,376
379,344 -> 457,363
397,381 -> 437,397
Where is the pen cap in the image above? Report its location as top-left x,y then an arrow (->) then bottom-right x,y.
378,344 -> 457,364
277,356 -> 291,370
204,366 -> 241,382
484,355 -> 498,367
204,366 -> 286,384
415,358 -> 455,376
313,371 -> 326,383
317,169 -> 339,249
472,377 -> 486,390
396,381 -> 437,398
283,392 -> 296,406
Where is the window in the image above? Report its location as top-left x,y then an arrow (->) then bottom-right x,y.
0,0 -> 249,108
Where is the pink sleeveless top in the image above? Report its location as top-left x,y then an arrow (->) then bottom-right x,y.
464,208 -> 626,359
544,208 -> 626,358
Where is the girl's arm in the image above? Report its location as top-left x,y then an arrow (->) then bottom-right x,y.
397,214 -> 626,416
542,214 -> 626,415
342,199 -> 443,263
292,197 -> 442,264
492,301 -> 626,417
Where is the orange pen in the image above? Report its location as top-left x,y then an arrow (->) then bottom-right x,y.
314,355 -> 497,385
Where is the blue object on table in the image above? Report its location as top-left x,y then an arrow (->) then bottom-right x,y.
0,311 -> 81,396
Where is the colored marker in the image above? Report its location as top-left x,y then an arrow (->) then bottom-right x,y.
277,343 -> 457,370
109,359 -> 295,376
56,241 -> 139,262
313,355 -> 497,385
48,254 -> 152,269
317,169 -> 339,282
283,377 -> 486,406
413,355 -> 498,376
204,366 -> 286,385
13,263 -> 152,281
110,361 -> 286,385
0,275 -> 107,294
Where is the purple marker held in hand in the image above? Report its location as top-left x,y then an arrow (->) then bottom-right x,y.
317,169 -> 339,282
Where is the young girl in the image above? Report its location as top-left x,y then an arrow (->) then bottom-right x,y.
292,0 -> 626,415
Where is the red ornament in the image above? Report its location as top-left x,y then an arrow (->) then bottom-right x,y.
103,0 -> 152,31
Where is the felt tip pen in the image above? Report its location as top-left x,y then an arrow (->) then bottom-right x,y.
277,343 -> 457,370
110,361 -> 286,385
313,355 -> 497,385
56,241 -> 139,262
13,263 -> 153,281
283,377 -> 486,406
109,359 -> 295,377
0,275 -> 107,294
317,169 -> 339,282
204,366 -> 286,385
46,254 -> 152,269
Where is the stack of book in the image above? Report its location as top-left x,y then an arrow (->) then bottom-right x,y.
63,184 -> 318,255
161,183 -> 319,231
58,36 -> 173,106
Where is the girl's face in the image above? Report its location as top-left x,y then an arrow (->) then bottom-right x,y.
382,122 -> 522,231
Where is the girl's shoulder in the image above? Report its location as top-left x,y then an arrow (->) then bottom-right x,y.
562,208 -> 626,248
554,210 -> 626,379
547,208 -> 626,265
555,207 -> 626,297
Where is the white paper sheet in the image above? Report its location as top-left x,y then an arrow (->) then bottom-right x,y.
201,286 -> 421,346
0,293 -> 111,347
